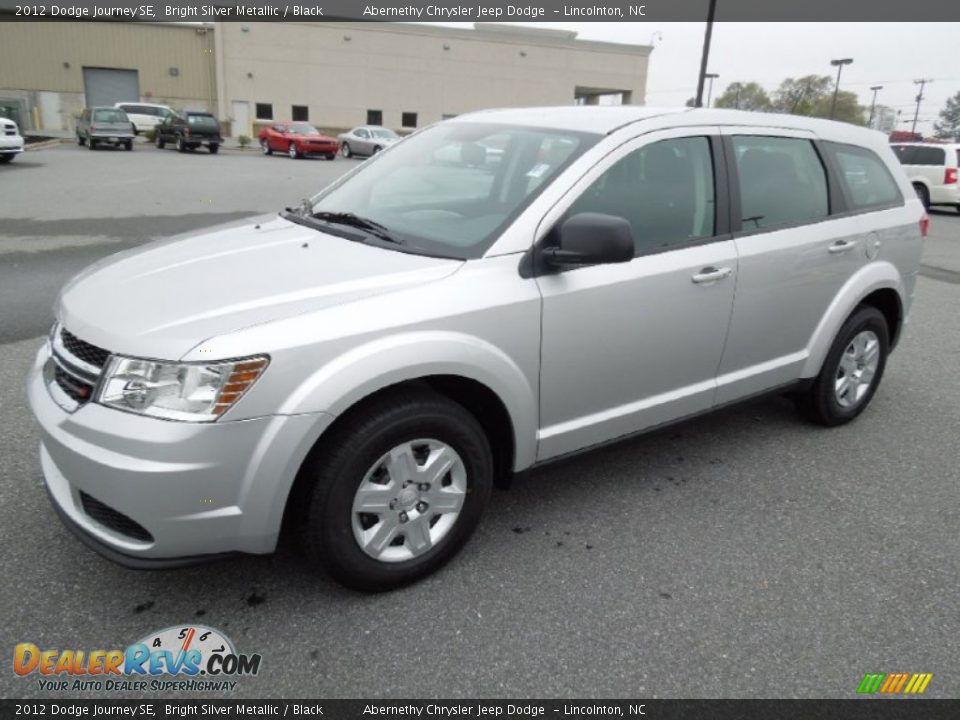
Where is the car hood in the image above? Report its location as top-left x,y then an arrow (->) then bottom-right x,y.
303,133 -> 337,142
58,215 -> 463,360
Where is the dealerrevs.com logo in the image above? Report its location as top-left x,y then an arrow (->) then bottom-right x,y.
14,625 -> 262,692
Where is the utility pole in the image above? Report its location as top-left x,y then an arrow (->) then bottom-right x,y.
829,58 -> 853,119
694,0 -> 718,108
733,82 -> 742,109
912,79 -> 932,135
705,73 -> 720,108
868,85 -> 883,128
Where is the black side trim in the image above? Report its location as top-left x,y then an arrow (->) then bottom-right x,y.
48,486 -> 240,570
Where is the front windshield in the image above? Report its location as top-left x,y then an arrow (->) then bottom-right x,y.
289,123 -> 320,135
307,122 -> 598,259
370,128 -> 399,139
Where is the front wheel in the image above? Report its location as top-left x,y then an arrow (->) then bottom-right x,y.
325,153 -> 336,161
795,305 -> 889,426
0,154 -> 12,164
88,138 -> 97,151
208,144 -> 219,154
297,390 -> 493,591
261,139 -> 271,155
341,142 -> 352,159
124,141 -> 133,151
288,142 -> 300,159
176,136 -> 187,153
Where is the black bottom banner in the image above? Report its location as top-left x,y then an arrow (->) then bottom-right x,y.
2,700 -> 960,720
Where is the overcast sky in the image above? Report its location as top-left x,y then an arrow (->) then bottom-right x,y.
427,22 -> 957,135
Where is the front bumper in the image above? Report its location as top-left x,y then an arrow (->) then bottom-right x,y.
90,133 -> 135,144
27,342 -> 333,566
0,137 -> 24,153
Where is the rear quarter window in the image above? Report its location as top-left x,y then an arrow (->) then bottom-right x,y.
826,142 -> 903,211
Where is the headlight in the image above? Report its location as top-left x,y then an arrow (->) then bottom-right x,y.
97,355 -> 269,422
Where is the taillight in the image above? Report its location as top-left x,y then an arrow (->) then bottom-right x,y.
183,128 -> 191,137
920,215 -> 929,238
945,168 -> 958,184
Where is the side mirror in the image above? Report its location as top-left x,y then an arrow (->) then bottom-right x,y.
541,213 -> 634,268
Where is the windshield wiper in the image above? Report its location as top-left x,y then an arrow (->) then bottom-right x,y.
310,212 -> 404,245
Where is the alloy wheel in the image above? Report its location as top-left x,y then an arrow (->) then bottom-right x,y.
834,330 -> 880,408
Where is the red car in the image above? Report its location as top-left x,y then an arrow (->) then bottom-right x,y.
258,122 -> 339,160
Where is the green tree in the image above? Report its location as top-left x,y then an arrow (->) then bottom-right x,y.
933,90 -> 960,139
714,82 -> 772,112
771,75 -> 865,125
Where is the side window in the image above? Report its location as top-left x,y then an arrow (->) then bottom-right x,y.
892,145 -> 917,164
733,136 -> 828,230
566,136 -> 716,254
916,146 -> 946,166
357,129 -> 369,139
825,142 -> 903,211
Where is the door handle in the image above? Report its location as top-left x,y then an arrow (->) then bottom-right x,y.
691,266 -> 732,284
828,239 -> 856,255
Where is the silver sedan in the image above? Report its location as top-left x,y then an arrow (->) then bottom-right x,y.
337,126 -> 401,158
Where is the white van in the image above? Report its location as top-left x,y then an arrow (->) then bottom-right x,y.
114,102 -> 174,134
891,142 -> 960,212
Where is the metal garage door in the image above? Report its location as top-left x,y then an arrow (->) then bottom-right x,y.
82,68 -> 140,108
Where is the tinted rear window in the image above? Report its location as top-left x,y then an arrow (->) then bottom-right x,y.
894,145 -> 945,166
187,114 -> 218,128
93,109 -> 128,123
826,142 -> 903,211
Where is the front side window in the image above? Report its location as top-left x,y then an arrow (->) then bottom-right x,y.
826,142 -> 903,211
733,136 -> 828,230
566,136 -> 716,254
303,122 -> 597,259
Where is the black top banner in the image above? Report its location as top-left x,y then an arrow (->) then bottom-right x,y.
3,700 -> 960,719
0,0 -> 959,22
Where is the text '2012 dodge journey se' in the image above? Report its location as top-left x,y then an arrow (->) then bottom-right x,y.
28,107 -> 925,591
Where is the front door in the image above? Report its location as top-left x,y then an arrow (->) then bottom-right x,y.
536,129 -> 737,461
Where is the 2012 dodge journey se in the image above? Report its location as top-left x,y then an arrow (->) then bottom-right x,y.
28,107 -> 925,590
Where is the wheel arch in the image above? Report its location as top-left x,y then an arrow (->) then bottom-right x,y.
801,261 -> 905,378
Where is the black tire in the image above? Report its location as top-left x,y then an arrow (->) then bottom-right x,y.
795,305 -> 889,427
325,153 -> 336,161
261,139 -> 271,155
288,142 -> 300,159
341,142 -> 352,159
88,138 -> 97,151
297,389 -> 493,591
0,154 -> 12,164
372,145 -> 381,154
124,141 -> 133,151
156,133 -> 165,150
914,183 -> 930,210
209,144 -> 219,155
77,134 -> 85,146
177,136 -> 187,153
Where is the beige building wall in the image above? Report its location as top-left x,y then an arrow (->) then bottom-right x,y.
0,22 -> 216,131
217,22 -> 650,137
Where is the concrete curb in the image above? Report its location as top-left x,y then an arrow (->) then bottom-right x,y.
25,139 -> 70,151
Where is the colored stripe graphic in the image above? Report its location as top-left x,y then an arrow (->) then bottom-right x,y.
857,672 -> 932,694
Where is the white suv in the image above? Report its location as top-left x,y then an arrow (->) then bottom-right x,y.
0,117 -> 24,163
891,142 -> 960,212
114,102 -> 174,134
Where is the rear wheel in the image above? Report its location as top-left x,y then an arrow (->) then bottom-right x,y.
297,390 -> 493,591
914,183 -> 930,210
208,144 -> 219,155
288,142 -> 300,159
176,136 -> 187,153
795,305 -> 889,426
341,142 -> 352,159
77,134 -> 85,146
372,145 -> 382,154
155,133 -> 165,149
88,138 -> 97,151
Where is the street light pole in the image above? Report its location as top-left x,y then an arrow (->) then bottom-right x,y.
868,85 -> 883,128
829,58 -> 853,120
912,79 -> 932,135
694,0 -> 718,108
705,73 -> 720,108
733,82 -> 742,109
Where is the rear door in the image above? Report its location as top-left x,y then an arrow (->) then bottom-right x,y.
536,127 -> 738,460
714,127 -> 861,403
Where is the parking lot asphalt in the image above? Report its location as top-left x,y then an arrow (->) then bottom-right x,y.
1,144 -> 959,699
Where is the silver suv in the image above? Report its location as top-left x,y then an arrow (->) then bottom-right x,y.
28,107 -> 925,590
